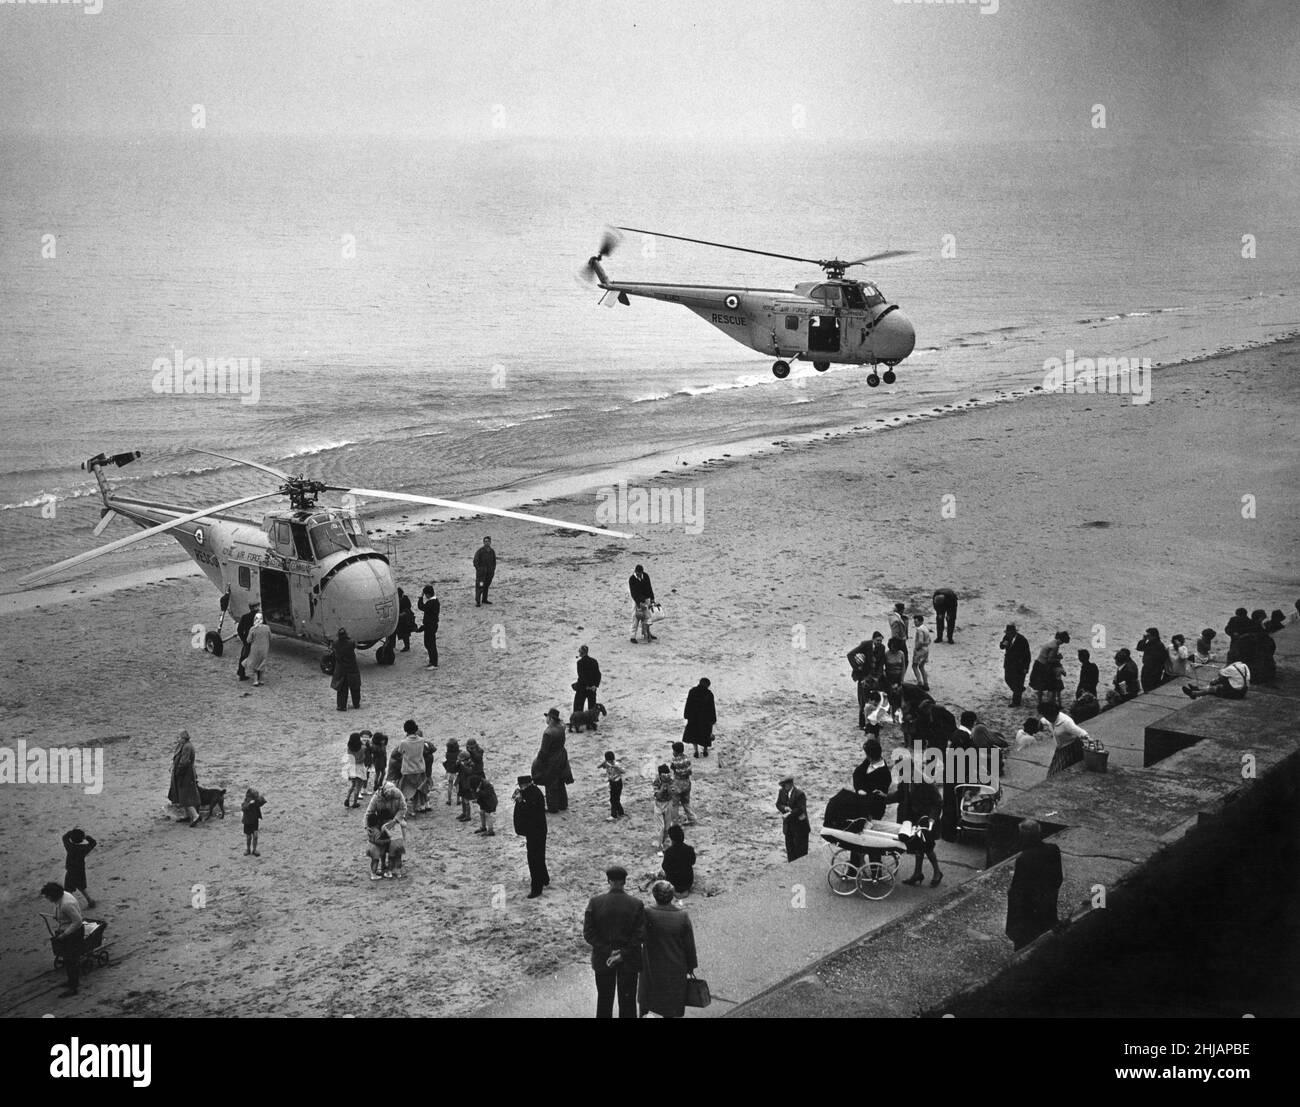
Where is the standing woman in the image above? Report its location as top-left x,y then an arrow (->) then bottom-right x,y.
246,612 -> 272,687
638,881 -> 699,1019
683,677 -> 716,758
168,730 -> 201,827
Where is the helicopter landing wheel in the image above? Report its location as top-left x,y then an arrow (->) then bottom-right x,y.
203,630 -> 224,657
882,369 -> 897,385
772,360 -> 791,379
320,650 -> 337,676
866,372 -> 881,387
813,361 -> 830,372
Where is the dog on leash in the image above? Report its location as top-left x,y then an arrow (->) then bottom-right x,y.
196,786 -> 227,820
568,703 -> 608,732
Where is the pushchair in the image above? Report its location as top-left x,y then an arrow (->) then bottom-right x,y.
820,819 -> 909,900
40,913 -> 110,973
956,783 -> 1001,843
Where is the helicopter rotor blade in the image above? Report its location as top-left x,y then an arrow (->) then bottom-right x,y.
192,448 -> 294,481
21,492 -> 284,586
336,487 -> 634,539
580,227 -> 622,284
617,227 -> 824,268
843,249 -> 916,268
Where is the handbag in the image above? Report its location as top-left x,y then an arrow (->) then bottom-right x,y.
684,972 -> 711,1008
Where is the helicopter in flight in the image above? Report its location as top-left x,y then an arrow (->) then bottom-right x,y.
22,449 -> 630,670
583,227 -> 916,385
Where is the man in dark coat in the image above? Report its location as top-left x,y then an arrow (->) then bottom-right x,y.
532,708 -> 571,813
848,634 -> 886,729
776,774 -> 809,862
1005,819 -> 1063,951
512,775 -> 549,898
628,564 -> 656,643
1224,607 -> 1253,639
932,587 -> 958,644
999,623 -> 1031,706
332,628 -> 361,711
235,602 -> 260,681
683,677 -> 716,757
1075,648 -> 1100,698
574,645 -> 601,713
1136,627 -> 1171,692
418,584 -> 440,669
582,865 -> 646,1019
473,536 -> 496,606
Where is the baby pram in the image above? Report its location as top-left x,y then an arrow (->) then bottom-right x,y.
956,783 -> 1001,843
821,819 -> 909,900
40,914 -> 110,973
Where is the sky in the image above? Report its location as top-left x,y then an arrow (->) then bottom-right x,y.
0,0 -> 1296,142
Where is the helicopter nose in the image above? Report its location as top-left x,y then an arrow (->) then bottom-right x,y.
875,310 -> 915,364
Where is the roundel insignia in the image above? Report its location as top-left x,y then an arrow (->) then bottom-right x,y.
724,294 -> 740,310
194,527 -> 205,546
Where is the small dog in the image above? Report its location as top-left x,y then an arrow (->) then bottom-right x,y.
568,703 -> 608,732
197,786 -> 227,820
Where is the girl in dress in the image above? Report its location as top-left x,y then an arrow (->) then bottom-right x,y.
344,732 -> 367,808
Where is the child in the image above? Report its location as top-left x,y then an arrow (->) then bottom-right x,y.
669,742 -> 697,826
456,752 -> 476,821
359,729 -> 374,794
383,816 -> 407,878
652,764 -> 676,848
242,788 -> 267,856
370,731 -> 389,790
61,827 -> 98,909
442,739 -> 461,806
366,809 -> 388,880
474,773 -> 498,836
600,751 -> 625,821
345,733 -> 366,808
466,737 -> 485,775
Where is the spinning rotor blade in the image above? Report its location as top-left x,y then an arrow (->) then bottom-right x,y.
618,227 -> 821,267
21,492 -> 282,586
580,228 -> 622,284
843,249 -> 915,267
338,487 -> 634,539
193,448 -> 294,481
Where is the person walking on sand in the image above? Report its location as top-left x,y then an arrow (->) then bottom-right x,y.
246,611 -> 271,686
442,738 -> 460,806
638,880 -> 699,1019
168,730 -> 201,826
532,708 -> 572,813
61,828 -> 97,909
600,751 -> 626,820
911,613 -> 932,691
629,564 -> 657,643
474,773 -> 498,836
397,720 -> 428,811
583,864 -> 646,1019
574,645 -> 601,713
344,732 -> 367,808
473,536 -> 496,606
418,584 -> 440,669
776,773 -> 809,862
669,742 -> 697,826
683,677 -> 716,757
331,628 -> 362,711
41,882 -> 85,997
932,587 -> 958,644
1000,623 -> 1031,707
242,788 -> 267,855
512,775 -> 549,898
234,601 -> 259,681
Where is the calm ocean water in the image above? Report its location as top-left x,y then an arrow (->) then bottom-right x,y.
1,134 -> 1297,587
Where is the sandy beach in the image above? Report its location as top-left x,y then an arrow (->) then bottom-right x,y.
1,338 -> 1297,1017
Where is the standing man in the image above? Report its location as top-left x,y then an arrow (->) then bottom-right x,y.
1005,819 -> 1063,951
628,563 -> 657,643
582,865 -> 646,1019
473,536 -> 496,607
887,602 -> 908,651
61,828 -> 97,910
932,587 -> 958,644
418,584 -> 440,669
235,601 -> 260,681
331,628 -> 362,711
911,613 -> 933,691
512,774 -> 549,899
776,773 -> 809,862
999,623 -> 1031,707
532,708 -> 571,813
574,645 -> 601,714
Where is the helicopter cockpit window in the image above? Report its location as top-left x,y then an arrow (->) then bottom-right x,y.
291,523 -> 313,560
341,514 -> 368,547
272,521 -> 293,554
860,283 -> 886,307
810,284 -> 843,308
842,284 -> 866,310
308,519 -> 353,559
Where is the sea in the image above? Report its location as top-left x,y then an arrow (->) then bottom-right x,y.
1,133 -> 1298,590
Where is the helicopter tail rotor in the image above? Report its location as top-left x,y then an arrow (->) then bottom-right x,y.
580,228 -> 621,287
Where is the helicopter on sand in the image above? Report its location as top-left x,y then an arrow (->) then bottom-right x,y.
22,449 -> 631,670
583,227 -> 916,385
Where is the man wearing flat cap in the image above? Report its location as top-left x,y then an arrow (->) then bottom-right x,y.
512,775 -> 549,899
582,865 -> 646,1018
532,708 -> 572,813
776,774 -> 809,862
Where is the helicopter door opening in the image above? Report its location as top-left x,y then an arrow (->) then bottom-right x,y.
808,315 -> 841,354
260,568 -> 294,628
